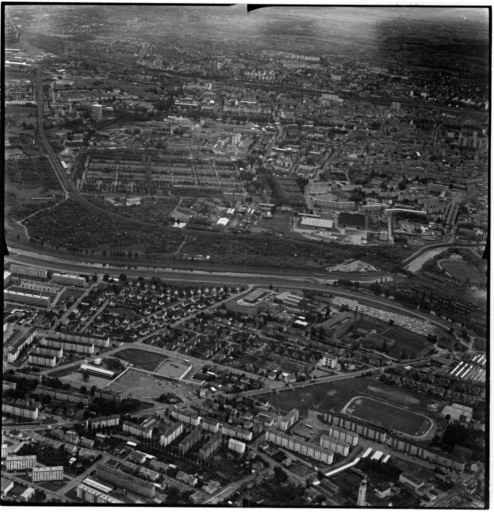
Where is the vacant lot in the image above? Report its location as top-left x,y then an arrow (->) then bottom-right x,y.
114,348 -> 167,372
344,396 -> 432,436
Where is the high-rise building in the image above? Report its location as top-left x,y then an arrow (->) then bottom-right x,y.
357,479 -> 367,506
92,103 -> 103,121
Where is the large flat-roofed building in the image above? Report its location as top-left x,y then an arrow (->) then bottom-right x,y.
122,420 -> 153,440
10,265 -> 48,280
52,273 -> 86,287
28,354 -> 57,367
177,427 -> 202,456
36,385 -> 91,405
300,217 -> 334,230
265,429 -> 334,465
4,290 -> 51,308
220,422 -> 253,442
7,328 -> 38,363
171,408 -> 201,426
5,455 -> 37,471
76,483 -> 123,504
34,346 -> 63,359
198,433 -> 222,461
319,435 -> 350,456
320,311 -> 357,339
160,422 -> 183,448
32,466 -> 64,482
280,409 -> 299,432
95,462 -> 156,498
85,414 -> 120,430
3,399 -> 39,420
242,288 -> 268,304
50,331 -> 110,348
323,411 -> 388,443
326,425 -> 359,446
79,364 -> 114,379
93,389 -> 123,403
228,438 -> 246,454
42,337 -> 95,355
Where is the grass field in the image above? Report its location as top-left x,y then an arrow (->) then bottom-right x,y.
58,287 -> 87,301
114,348 -> 167,372
344,396 -> 432,436
440,260 -> 486,284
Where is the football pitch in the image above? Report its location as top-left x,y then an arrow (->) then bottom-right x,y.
344,396 -> 432,436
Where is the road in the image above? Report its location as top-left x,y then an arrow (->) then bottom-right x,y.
428,470 -> 483,508
4,472 -> 77,503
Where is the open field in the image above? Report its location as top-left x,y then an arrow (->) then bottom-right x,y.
440,259 -> 486,284
344,396 -> 432,436
108,368 -> 198,401
113,348 -> 167,372
58,287 -> 87,301
60,372 -> 113,390
257,377 -> 438,418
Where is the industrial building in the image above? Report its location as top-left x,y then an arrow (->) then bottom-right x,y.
300,217 -> 334,230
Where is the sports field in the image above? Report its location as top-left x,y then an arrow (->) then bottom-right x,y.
344,396 -> 432,436
440,260 -> 486,284
257,377 -> 435,418
114,348 -> 166,372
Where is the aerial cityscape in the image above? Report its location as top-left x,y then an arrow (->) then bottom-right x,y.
2,4 -> 488,507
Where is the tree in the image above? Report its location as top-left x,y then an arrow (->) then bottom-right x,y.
103,274 -> 110,282
82,370 -> 90,382
119,273 -> 127,283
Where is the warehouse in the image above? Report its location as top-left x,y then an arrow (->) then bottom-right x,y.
300,217 -> 334,230
79,364 -> 115,379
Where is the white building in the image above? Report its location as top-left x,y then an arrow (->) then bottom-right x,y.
32,466 -> 64,482
228,438 -> 246,454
